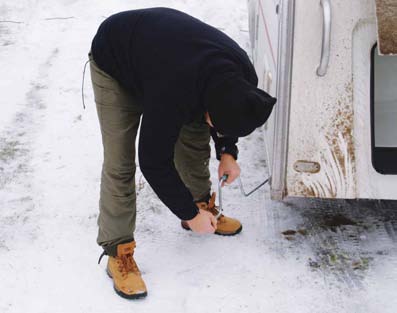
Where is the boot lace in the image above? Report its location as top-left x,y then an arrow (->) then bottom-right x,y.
196,193 -> 225,222
207,193 -> 225,221
117,253 -> 140,277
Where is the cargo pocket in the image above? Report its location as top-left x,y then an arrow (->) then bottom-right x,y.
92,82 -> 120,106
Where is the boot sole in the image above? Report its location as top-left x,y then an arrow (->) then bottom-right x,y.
181,222 -> 243,236
106,269 -> 148,300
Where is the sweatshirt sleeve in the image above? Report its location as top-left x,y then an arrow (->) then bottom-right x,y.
210,128 -> 239,160
138,90 -> 199,221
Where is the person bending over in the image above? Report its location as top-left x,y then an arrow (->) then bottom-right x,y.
89,7 -> 276,299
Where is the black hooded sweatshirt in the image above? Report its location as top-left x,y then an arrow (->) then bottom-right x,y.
91,7 -> 258,221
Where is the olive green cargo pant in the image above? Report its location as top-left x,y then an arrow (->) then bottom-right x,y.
89,53 -> 212,253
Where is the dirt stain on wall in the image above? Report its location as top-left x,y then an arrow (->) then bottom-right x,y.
293,82 -> 356,199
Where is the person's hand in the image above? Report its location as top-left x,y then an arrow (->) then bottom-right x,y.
186,209 -> 217,234
218,153 -> 241,186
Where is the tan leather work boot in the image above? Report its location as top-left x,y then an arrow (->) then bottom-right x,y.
106,241 -> 147,299
181,192 -> 242,236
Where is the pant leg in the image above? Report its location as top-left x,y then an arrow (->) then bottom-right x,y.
174,119 -> 212,202
89,52 -> 143,252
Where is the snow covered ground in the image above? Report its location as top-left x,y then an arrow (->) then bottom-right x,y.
0,1 -> 396,313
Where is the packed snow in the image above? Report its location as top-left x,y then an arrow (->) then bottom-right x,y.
0,1 -> 396,313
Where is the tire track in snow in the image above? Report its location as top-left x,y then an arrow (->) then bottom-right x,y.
0,48 -> 59,250
270,198 -> 397,311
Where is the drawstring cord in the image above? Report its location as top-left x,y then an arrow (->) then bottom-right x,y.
81,59 -> 90,110
98,250 -> 107,264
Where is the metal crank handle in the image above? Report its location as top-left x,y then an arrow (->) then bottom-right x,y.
238,176 -> 270,197
217,174 -> 228,219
